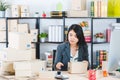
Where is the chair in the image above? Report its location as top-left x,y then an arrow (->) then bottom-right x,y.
52,50 -> 56,71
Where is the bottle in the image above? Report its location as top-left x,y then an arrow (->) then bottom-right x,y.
106,28 -> 111,42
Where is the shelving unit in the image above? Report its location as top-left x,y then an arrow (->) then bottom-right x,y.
2,17 -> 120,69
5,17 -> 40,59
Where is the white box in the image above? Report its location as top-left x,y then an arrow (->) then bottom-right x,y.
0,31 -> 6,42
68,62 -> 88,74
18,24 -> 29,33
30,29 -> 38,36
8,32 -> 32,50
0,61 -> 14,73
0,48 -> 33,61
20,5 -> 29,12
8,20 -> 18,32
0,19 -> 6,30
21,13 -> 30,17
68,10 -> 88,17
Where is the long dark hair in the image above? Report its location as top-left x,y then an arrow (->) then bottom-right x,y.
67,24 -> 87,46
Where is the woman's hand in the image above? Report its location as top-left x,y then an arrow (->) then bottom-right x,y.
56,62 -> 64,70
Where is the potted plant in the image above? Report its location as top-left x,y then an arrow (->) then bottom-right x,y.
39,32 -> 48,42
0,0 -> 9,17
94,32 -> 105,42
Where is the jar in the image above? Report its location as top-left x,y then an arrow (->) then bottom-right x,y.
34,12 -> 39,17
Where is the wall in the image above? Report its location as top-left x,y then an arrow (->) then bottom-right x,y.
0,0 -> 113,63
2,0 -> 91,59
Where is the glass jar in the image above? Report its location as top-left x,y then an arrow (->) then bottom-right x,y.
34,12 -> 39,17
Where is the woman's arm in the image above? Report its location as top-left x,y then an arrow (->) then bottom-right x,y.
54,44 -> 63,70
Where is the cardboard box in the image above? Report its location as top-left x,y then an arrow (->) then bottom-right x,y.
39,71 -> 56,79
0,31 -> 6,42
8,32 -> 32,50
12,12 -> 20,17
31,48 -> 36,60
20,5 -> 29,12
31,35 -> 37,42
11,5 -> 20,12
18,24 -> 29,33
0,19 -> 6,30
68,10 -> 88,17
71,0 -> 86,10
30,29 -> 38,36
0,48 -> 33,61
31,43 -> 36,48
14,60 -> 46,71
8,20 -> 18,32
11,5 -> 20,17
15,70 -> 32,77
68,62 -> 88,74
0,61 -> 14,73
14,60 -> 46,76
21,13 -> 30,17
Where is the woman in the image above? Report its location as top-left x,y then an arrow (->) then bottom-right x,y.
54,24 -> 89,71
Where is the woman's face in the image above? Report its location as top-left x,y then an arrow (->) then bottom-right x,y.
68,30 -> 79,45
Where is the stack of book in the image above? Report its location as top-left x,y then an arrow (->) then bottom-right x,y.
96,50 -> 107,68
50,11 -> 67,17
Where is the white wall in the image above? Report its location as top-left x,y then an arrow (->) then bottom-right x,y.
5,0 -> 93,17
1,0 -> 113,62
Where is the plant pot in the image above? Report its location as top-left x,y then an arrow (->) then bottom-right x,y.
0,11 -> 5,17
40,38 -> 46,42
96,38 -> 105,42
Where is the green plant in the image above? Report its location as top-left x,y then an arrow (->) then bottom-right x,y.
39,33 -> 48,38
0,0 -> 9,11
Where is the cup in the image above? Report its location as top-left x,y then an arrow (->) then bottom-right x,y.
88,70 -> 96,80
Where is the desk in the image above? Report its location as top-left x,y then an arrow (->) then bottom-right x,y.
38,71 -> 120,80
0,71 -> 119,80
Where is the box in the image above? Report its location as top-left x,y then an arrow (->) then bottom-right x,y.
21,13 -> 30,17
18,24 -> 29,33
30,29 -> 38,36
71,0 -> 86,10
12,11 -> 20,17
14,60 -> 46,71
0,48 -> 33,61
0,31 -> 6,42
31,43 -> 36,48
31,48 -> 36,59
14,60 -> 46,76
11,5 -> 20,17
0,19 -> 6,30
0,61 -> 14,74
68,10 -> 88,17
8,20 -> 18,32
31,35 -> 37,42
71,0 -> 81,10
11,5 -> 20,12
8,32 -> 32,50
20,5 -> 29,12
15,70 -> 32,77
68,62 -> 88,74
